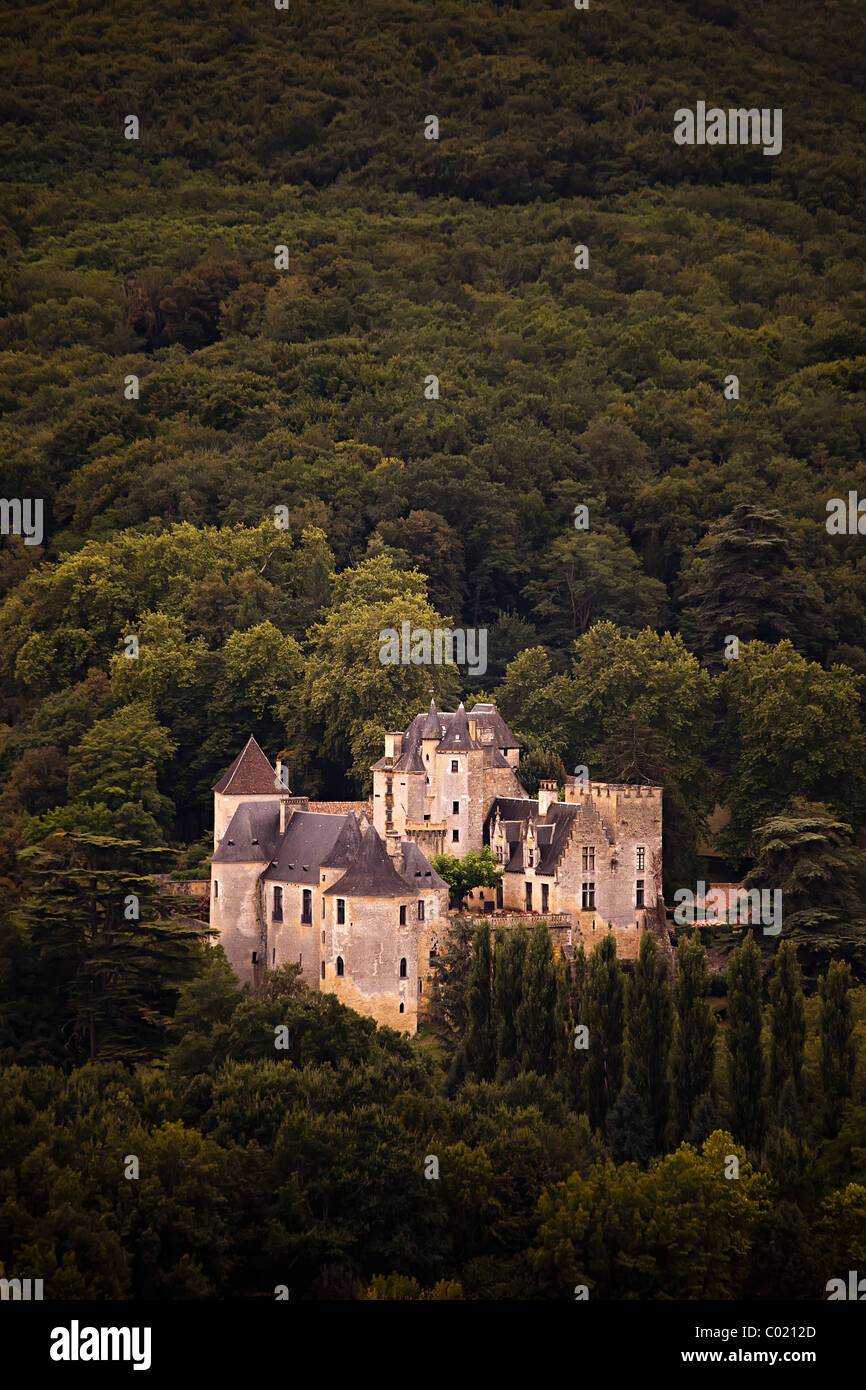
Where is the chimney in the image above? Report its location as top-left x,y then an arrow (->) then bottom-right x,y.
384,731 -> 403,759
468,717 -> 477,741
537,779 -> 557,817
275,757 -> 289,791
386,829 -> 402,861
280,796 -> 291,834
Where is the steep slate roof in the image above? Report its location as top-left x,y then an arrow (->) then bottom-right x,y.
420,698 -> 442,739
320,812 -> 363,869
399,838 -> 448,891
535,802 -> 580,875
468,702 -> 523,750
213,736 -> 279,795
374,701 -> 522,773
437,702 -> 479,752
212,802 -> 279,863
325,826 -> 417,899
393,714 -> 425,772
263,811 -> 357,885
485,796 -> 581,877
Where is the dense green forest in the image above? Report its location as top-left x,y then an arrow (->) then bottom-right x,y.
1,0 -> 865,1299
1,918 -> 866,1300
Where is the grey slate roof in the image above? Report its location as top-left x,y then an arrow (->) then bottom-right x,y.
436,702 -> 479,752
320,812 -> 363,869
468,702 -> 523,750
212,802 -> 280,863
393,714 -> 425,772
420,698 -> 441,740
213,736 -> 279,795
399,838 -> 448,891
263,811 -> 357,885
485,796 -> 580,876
325,826 -> 417,899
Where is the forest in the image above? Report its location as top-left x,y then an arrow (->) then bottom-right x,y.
0,0 -> 865,1299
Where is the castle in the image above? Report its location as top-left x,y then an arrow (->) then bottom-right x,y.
209,700 -> 662,1033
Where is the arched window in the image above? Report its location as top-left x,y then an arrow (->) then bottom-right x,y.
336,956 -> 344,976
399,957 -> 407,978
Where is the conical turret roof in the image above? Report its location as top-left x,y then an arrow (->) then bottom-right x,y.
213,736 -> 279,794
324,825 -> 416,898
436,702 -> 479,751
420,698 -> 441,740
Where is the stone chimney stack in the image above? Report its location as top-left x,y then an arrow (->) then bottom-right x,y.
386,828 -> 402,861
537,778 -> 558,817
280,796 -> 291,835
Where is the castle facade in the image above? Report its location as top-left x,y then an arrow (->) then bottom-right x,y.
209,700 -> 662,1033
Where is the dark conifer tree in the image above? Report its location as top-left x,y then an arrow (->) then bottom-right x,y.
670,930 -> 716,1140
606,1079 -> 654,1167
820,959 -> 856,1137
769,940 -> 806,1099
515,921 -> 557,1076
584,933 -> 624,1131
726,934 -> 766,1150
492,925 -> 527,1070
464,923 -> 495,1082
625,930 -> 672,1151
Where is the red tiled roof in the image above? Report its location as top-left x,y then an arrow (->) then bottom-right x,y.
212,736 -> 279,795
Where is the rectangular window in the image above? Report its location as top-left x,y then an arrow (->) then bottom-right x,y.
337,898 -> 345,924
452,829 -> 459,842
273,886 -> 283,921
321,961 -> 325,979
301,889 -> 312,923
582,882 -> 596,910
528,849 -> 533,867
451,760 -> 459,773
252,951 -> 257,964
417,900 -> 425,921
214,880 -> 219,898
298,953 -> 302,965
272,948 -> 275,964
541,883 -> 549,913
399,905 -> 407,925
418,978 -> 423,995
525,882 -> 532,910
322,895 -> 325,917
582,846 -> 595,872
636,879 -> 645,908
452,800 -> 459,814
637,846 -> 645,872
321,930 -> 325,944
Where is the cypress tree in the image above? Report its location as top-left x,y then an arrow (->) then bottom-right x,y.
727,933 -> 766,1150
584,933 -> 624,1131
625,930 -> 672,1151
553,957 -> 573,1078
670,929 -> 716,1140
570,940 -> 587,1019
492,925 -> 527,1068
464,922 -> 495,1081
606,1079 -> 653,1167
686,1092 -> 719,1148
515,921 -> 557,1075
769,940 -> 806,1099
820,959 -> 855,1137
